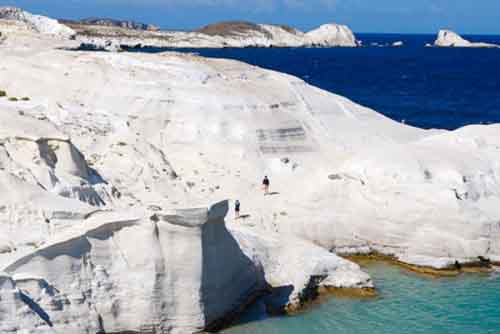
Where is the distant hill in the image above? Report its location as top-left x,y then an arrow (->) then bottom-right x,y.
56,14 -> 359,49
60,17 -> 160,31
195,21 -> 300,37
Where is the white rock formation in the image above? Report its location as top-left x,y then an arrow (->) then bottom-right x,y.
0,18 -> 371,332
1,13 -> 500,333
434,29 -> 499,48
0,7 -> 75,38
2,202 -> 269,333
81,38 -> 123,52
74,20 -> 358,49
305,24 -> 358,47
0,104 -> 371,332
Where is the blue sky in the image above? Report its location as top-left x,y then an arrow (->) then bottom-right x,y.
1,0 -> 500,34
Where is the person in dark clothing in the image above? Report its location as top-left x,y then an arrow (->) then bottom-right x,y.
262,176 -> 270,195
235,200 -> 241,218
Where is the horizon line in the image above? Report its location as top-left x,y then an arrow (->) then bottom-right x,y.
3,6 -> 499,36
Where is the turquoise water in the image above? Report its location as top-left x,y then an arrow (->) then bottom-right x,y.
222,263 -> 500,334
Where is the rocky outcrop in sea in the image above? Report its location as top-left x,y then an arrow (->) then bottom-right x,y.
434,29 -> 499,48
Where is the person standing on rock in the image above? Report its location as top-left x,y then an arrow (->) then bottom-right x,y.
262,176 -> 270,195
235,200 -> 241,219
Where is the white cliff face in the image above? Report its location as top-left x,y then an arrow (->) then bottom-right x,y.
2,203 -> 270,334
0,7 -> 75,38
75,21 -> 358,49
434,29 -> 499,48
1,18 -> 500,333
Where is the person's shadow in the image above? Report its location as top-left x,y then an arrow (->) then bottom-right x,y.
265,192 -> 280,196
238,214 -> 251,219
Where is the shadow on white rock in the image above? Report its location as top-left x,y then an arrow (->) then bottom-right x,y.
2,201 -> 268,333
0,110 -> 114,207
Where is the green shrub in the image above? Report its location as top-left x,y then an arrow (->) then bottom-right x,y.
8,97 -> 18,102
21,97 -> 30,101
0,90 -> 6,97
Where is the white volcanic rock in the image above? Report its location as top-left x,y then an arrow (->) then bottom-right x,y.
434,30 -> 472,47
0,7 -> 75,38
1,24 -> 500,333
74,21 -> 358,49
0,273 -> 49,334
2,203 -> 270,333
323,124 -> 500,268
0,110 -> 113,209
232,225 -> 372,311
434,29 -> 499,48
0,110 -> 370,332
81,38 -> 123,52
167,23 -> 306,48
0,28 -> 371,332
305,23 -> 358,47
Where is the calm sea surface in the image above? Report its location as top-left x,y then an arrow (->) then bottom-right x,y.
129,34 -> 500,333
132,33 -> 500,130
222,263 -> 500,334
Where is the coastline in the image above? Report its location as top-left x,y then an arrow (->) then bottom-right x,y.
341,253 -> 495,278
2,7 -> 500,333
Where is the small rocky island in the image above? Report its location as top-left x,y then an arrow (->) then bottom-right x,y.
1,7 -> 500,334
433,29 -> 499,48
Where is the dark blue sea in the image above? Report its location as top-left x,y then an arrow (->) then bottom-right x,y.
128,34 -> 500,334
132,33 -> 500,130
